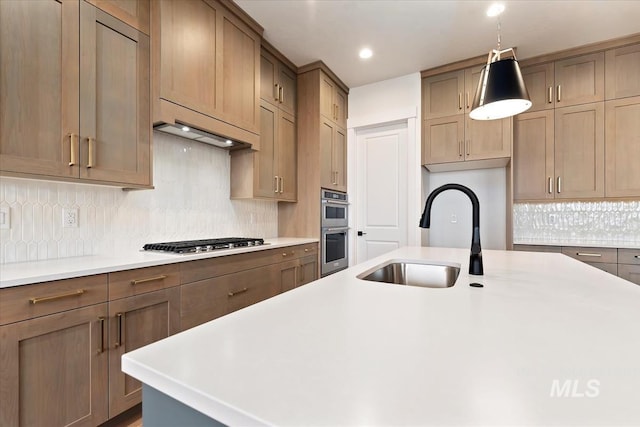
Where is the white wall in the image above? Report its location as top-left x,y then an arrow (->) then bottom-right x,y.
0,132 -> 278,264
422,168 -> 507,250
347,73 -> 422,264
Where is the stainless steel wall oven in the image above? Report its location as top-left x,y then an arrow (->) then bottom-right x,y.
321,189 -> 349,276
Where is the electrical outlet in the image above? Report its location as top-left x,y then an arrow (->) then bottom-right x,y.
450,213 -> 457,224
0,207 -> 9,229
63,208 -> 79,228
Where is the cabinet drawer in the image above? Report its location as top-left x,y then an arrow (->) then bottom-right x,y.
281,243 -> 318,260
109,264 -> 180,301
561,246 -> 617,263
586,262 -> 618,276
618,248 -> 640,265
513,244 -> 562,253
0,275 -> 108,325
618,264 -> 640,285
181,248 -> 283,284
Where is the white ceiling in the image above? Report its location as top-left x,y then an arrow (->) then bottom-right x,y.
235,0 -> 640,88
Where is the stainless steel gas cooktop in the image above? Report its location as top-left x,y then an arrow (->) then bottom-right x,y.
142,237 -> 265,254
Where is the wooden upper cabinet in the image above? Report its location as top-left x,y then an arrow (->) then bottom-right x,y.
319,117 -> 347,192
260,48 -> 297,116
86,0 -> 151,35
0,0 -> 151,187
153,0 -> 261,145
0,0 -> 79,179
521,62 -> 555,112
319,70 -> 348,128
554,52 -> 604,107
79,2 -> 151,186
605,96 -> 640,197
422,116 -> 465,164
513,110 -> 555,201
423,70 -> 465,119
465,116 -> 511,161
554,102 -> 605,199
605,43 -> 640,100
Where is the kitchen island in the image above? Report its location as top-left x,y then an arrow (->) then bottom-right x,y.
122,246 -> 640,426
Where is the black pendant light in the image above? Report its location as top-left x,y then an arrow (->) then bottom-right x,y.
470,6 -> 531,120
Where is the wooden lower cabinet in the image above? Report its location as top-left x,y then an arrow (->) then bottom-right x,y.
107,287 -> 180,417
0,304 -> 109,427
280,254 -> 318,293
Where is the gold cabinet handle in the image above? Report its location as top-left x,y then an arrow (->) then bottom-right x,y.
279,176 -> 284,194
548,86 -> 553,104
68,133 -> 78,166
87,137 -> 95,168
548,177 -> 553,194
274,176 -> 279,193
115,313 -> 123,347
130,275 -> 167,285
466,140 -> 470,156
279,85 -> 284,103
458,141 -> 463,157
557,85 -> 561,102
29,289 -> 85,304
576,252 -> 602,257
466,92 -> 470,109
228,287 -> 248,297
304,248 -> 310,252
557,176 -> 562,193
458,93 -> 462,110
274,83 -> 279,102
98,317 -> 106,354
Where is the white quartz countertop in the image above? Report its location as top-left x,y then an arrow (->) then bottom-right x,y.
122,246 -> 640,426
0,238 -> 317,288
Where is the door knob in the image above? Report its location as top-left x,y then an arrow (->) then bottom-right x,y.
357,231 -> 367,236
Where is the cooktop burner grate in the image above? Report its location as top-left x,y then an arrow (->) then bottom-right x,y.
142,237 -> 265,254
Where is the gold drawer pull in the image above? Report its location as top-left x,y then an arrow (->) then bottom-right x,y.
98,317 -> 106,354
576,252 -> 602,257
115,313 -> 124,347
30,289 -> 85,304
130,275 -> 167,285
304,248 -> 310,252
228,287 -> 248,297
282,252 -> 288,257
68,133 -> 78,166
87,137 -> 95,168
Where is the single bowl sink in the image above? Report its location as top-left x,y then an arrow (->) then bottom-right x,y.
357,259 -> 460,288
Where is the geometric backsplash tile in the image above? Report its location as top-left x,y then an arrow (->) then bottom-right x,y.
0,132 -> 278,264
513,201 -> 640,246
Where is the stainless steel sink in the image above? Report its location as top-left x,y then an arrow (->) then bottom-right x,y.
357,260 -> 460,288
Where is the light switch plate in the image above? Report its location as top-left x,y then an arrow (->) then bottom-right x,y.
0,207 -> 9,229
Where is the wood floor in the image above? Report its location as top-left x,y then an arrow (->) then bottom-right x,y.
99,404 -> 142,427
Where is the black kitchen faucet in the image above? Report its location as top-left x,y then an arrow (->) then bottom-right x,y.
419,183 -> 484,275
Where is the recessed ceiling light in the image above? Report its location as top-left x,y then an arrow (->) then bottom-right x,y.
225,139 -> 233,145
359,48 -> 373,59
181,126 -> 190,132
486,3 -> 505,17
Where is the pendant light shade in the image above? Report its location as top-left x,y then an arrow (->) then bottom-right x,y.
469,56 -> 531,120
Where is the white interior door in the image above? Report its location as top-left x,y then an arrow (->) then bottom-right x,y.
355,122 -> 408,264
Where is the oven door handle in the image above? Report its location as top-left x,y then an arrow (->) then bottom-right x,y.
321,199 -> 349,206
323,227 -> 350,233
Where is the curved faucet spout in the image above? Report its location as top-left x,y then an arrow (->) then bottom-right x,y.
419,184 -> 483,275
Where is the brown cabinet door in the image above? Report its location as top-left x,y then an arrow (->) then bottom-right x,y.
605,43 -> 640,100
256,101 -> 278,199
158,0 -> 219,116
605,96 -> 640,197
465,116 -> 511,161
423,116 -> 465,164
319,72 -> 337,122
513,110 -> 555,201
0,0 -> 79,179
278,64 -> 297,116
108,287 -> 180,417
521,62 -> 555,112
86,0 -> 150,35
79,2 -> 150,186
298,255 -> 319,286
554,102 -> 605,199
619,264 -> 640,285
334,87 -> 348,128
220,10 -> 260,134
279,259 -> 299,293
260,50 -> 279,104
333,126 -> 347,192
277,110 -> 297,201
554,52 -> 605,107
320,117 -> 335,189
0,304 -> 109,427
423,70 -> 465,119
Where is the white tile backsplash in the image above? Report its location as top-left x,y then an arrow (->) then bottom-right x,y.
513,201 -> 640,246
0,132 -> 278,264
